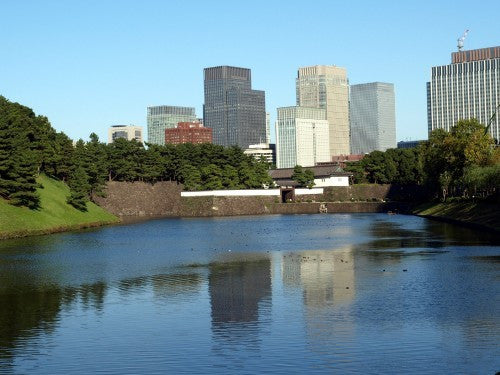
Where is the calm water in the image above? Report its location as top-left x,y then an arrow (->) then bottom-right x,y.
0,214 -> 498,374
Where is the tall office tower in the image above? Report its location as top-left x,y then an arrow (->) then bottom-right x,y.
350,82 -> 396,154
296,65 -> 350,157
147,106 -> 196,145
203,66 -> 266,149
275,106 -> 330,168
427,46 -> 500,140
108,125 -> 143,144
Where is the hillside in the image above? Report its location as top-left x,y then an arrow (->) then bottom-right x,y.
413,200 -> 500,233
0,174 -> 119,239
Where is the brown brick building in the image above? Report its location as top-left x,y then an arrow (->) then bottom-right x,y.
165,122 -> 213,145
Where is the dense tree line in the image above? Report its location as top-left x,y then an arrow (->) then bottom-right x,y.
345,119 -> 499,200
0,96 -> 273,211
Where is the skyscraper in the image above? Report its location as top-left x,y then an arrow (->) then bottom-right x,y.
147,106 -> 196,145
350,82 -> 396,154
275,106 -> 330,168
427,46 -> 500,140
296,65 -> 350,157
203,66 -> 266,149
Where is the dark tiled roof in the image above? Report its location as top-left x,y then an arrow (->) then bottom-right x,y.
269,165 -> 352,180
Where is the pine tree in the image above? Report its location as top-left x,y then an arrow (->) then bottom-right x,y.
66,166 -> 91,211
0,96 -> 40,208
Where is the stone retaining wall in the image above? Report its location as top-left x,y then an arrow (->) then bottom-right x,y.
93,181 -> 184,216
95,181 -> 416,217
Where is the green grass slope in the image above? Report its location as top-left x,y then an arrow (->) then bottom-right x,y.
0,174 -> 119,239
413,200 -> 500,233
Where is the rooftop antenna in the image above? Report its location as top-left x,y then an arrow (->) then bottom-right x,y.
457,29 -> 469,51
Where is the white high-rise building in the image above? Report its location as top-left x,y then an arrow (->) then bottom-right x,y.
296,65 -> 350,157
350,82 -> 396,154
275,106 -> 330,168
427,46 -> 500,140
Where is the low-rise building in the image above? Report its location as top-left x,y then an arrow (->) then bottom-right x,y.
165,122 -> 212,145
269,165 -> 351,187
244,143 -> 276,164
108,125 -> 143,144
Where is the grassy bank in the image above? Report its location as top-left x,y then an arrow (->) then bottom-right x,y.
0,174 -> 119,239
413,200 -> 500,233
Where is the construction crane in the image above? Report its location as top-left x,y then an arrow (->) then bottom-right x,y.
457,29 -> 469,51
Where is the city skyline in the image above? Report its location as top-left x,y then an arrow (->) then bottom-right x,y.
1,1 -> 499,144
203,66 -> 266,149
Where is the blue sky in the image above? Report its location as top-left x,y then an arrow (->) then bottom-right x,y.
1,0 -> 499,143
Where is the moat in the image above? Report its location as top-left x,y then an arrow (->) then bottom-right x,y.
0,214 -> 498,374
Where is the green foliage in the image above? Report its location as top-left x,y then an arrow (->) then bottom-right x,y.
346,119 -> 497,201
291,165 -> 315,188
420,119 -> 496,196
66,166 -> 91,211
343,161 -> 367,184
463,164 -> 500,196
0,95 -> 273,202
360,150 -> 397,184
0,96 -> 41,209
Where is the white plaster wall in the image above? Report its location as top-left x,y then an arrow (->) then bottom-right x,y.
313,176 -> 349,187
181,189 -> 280,197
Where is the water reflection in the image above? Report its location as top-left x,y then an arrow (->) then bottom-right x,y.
0,282 -> 104,370
282,247 -> 355,307
0,214 -> 498,373
209,256 -> 271,353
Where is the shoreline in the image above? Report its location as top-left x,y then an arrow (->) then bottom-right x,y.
412,200 -> 499,234
2,200 -> 498,241
413,213 -> 499,234
0,219 -> 120,241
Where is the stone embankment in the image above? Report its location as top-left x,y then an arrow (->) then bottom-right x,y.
94,182 -> 415,218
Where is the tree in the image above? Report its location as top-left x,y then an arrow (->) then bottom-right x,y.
291,165 -> 315,188
361,151 -> 397,184
201,164 -> 223,190
344,161 -> 367,184
85,133 -> 108,197
0,96 -> 40,209
66,166 -> 91,211
179,164 -> 202,191
420,119 -> 496,196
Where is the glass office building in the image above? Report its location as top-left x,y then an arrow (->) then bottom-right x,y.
427,46 -> 500,141
350,82 -> 396,154
147,106 -> 196,145
203,66 -> 266,149
296,65 -> 350,157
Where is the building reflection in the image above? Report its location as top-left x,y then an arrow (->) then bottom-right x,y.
208,256 -> 271,348
282,246 -> 355,307
281,246 -> 356,351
